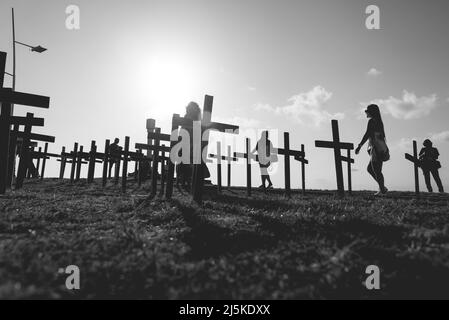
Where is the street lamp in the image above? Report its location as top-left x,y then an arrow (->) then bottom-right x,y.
5,8 -> 48,185
15,41 -> 47,54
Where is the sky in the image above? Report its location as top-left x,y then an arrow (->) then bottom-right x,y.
1,0 -> 448,191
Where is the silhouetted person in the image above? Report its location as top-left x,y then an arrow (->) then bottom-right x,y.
253,131 -> 274,190
26,145 -> 40,179
109,138 -> 121,178
177,102 -> 210,189
419,139 -> 444,193
355,104 -> 389,195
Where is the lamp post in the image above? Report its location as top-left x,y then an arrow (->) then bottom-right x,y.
11,7 -> 48,96
6,8 -> 48,185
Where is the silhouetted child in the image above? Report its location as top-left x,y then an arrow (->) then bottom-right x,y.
355,104 -> 390,195
419,139 -> 444,193
253,131 -> 274,190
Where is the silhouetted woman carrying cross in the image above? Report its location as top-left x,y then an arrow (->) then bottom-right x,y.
355,104 -> 390,195
253,131 -> 275,190
177,102 -> 210,189
419,139 -> 444,193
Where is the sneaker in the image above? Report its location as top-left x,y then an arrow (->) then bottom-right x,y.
374,187 -> 388,196
267,184 -> 274,190
258,185 -> 265,189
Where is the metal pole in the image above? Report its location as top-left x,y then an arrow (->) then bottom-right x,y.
12,8 -> 16,94
10,8 -> 17,184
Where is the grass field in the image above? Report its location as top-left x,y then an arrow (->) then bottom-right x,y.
0,178 -> 448,299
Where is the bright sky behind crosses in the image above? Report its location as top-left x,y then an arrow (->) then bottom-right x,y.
1,0 -> 448,191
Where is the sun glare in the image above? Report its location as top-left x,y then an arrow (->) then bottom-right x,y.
139,55 -> 200,117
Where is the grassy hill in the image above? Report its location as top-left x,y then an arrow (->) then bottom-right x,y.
0,179 -> 448,299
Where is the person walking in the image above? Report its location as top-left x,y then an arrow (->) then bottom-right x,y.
355,104 -> 390,195
108,138 -> 121,178
253,131 -> 276,190
419,139 -> 444,193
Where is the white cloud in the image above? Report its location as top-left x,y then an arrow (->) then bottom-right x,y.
254,103 -> 272,112
367,68 -> 382,77
215,116 -> 262,130
397,132 -> 449,152
431,131 -> 449,143
397,137 -> 416,151
254,86 -> 344,127
369,90 -> 438,120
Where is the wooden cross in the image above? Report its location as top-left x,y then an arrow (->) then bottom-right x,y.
341,149 -> 355,195
120,137 -> 130,192
0,84 -> 50,193
57,144 -> 87,182
69,143 -> 78,183
57,146 -> 67,179
234,138 -> 256,197
76,145 -> 86,182
166,95 -> 239,203
34,146 -> 43,176
209,142 -> 238,192
315,120 -> 354,197
1,113 -> 45,192
6,124 -> 19,188
154,145 -> 170,196
56,146 -> 77,180
87,141 -> 98,183
0,52 -> 50,192
83,141 -> 107,184
294,144 -> 309,195
0,52 -> 6,89
146,118 -> 156,158
113,136 -> 146,193
106,144 -> 123,184
13,113 -> 55,189
136,128 -> 171,196
30,143 -> 62,180
102,140 -> 110,187
72,145 -> 93,182
405,140 -> 420,198
274,132 -> 308,197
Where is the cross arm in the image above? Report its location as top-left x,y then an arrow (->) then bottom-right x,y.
16,132 -> 55,143
9,116 -> 45,127
405,153 -> 420,165
294,155 -> 309,164
234,152 -> 258,161
31,151 -> 61,158
205,122 -> 239,134
340,156 -> 355,164
147,132 -> 171,142
0,89 -> 50,108
275,148 -> 305,158
136,144 -> 170,153
315,140 -> 354,150
209,153 -> 237,161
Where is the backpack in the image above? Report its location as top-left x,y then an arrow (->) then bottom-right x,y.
369,132 -> 390,162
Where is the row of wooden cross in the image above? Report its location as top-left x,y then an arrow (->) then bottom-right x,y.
14,109 -> 425,202
143,101 -> 358,203
1,49 -> 424,202
0,51 -> 55,194
208,134 -> 309,198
